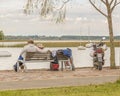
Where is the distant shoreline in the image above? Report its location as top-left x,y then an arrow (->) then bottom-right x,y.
0,40 -> 120,47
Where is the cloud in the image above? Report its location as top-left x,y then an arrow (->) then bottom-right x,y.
75,17 -> 82,21
0,0 -> 26,9
0,0 -> 120,36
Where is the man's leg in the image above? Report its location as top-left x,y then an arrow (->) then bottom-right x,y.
69,56 -> 75,71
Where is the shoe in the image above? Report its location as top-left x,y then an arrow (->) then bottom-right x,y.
66,66 -> 71,69
13,65 -> 17,72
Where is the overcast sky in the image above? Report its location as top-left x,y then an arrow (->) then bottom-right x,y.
0,0 -> 120,36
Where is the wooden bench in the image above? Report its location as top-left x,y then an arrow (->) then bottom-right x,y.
16,52 -> 75,72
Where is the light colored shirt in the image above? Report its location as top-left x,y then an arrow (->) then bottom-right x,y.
20,44 -> 48,58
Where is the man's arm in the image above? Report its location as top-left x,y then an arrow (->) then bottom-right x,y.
36,47 -> 49,53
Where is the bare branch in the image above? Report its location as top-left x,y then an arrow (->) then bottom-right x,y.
115,0 -> 120,5
54,0 -> 70,23
110,0 -> 114,6
101,0 -> 106,4
24,0 -> 34,14
111,0 -> 117,12
57,0 -> 70,10
89,0 -> 108,17
111,0 -> 120,12
23,0 -> 70,23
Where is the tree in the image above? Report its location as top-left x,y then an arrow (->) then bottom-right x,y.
24,0 -> 70,23
0,30 -> 4,40
89,0 -> 120,68
24,0 -> 120,68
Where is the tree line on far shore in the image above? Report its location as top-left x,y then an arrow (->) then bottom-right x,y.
0,31 -> 120,41
3,35 -> 120,41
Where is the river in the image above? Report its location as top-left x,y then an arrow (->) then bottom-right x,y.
0,47 -> 120,70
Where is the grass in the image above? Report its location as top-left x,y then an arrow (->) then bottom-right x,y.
0,80 -> 120,96
0,40 -> 120,47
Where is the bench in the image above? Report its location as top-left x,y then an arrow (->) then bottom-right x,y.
16,52 -> 75,72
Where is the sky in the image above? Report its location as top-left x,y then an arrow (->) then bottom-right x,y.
0,0 -> 120,36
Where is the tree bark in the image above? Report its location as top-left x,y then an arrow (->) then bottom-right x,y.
107,6 -> 116,68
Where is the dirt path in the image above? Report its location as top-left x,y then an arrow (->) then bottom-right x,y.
0,68 -> 120,90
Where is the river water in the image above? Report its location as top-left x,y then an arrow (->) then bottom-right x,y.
0,47 -> 120,70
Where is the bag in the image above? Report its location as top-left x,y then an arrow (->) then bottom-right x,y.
13,55 -> 24,72
50,62 -> 59,71
13,61 -> 23,72
62,48 -> 72,58
18,55 -> 23,60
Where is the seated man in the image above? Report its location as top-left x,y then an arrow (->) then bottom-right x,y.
13,40 -> 49,72
20,40 -> 48,58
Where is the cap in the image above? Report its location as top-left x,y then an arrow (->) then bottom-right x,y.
37,43 -> 44,49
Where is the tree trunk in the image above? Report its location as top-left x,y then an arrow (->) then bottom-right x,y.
107,10 -> 116,69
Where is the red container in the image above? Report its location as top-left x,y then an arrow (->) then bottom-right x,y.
50,62 -> 59,71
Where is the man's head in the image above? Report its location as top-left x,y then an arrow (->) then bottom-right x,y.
27,39 -> 34,44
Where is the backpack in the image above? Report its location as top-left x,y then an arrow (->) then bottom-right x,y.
13,61 -> 23,72
62,48 -> 72,58
50,62 -> 59,71
13,55 -> 23,72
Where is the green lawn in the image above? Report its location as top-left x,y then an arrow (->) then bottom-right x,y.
0,80 -> 120,96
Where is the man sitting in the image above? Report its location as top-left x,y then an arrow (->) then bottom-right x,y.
13,40 -> 49,72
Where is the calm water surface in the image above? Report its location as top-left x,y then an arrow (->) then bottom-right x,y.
0,47 -> 120,70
